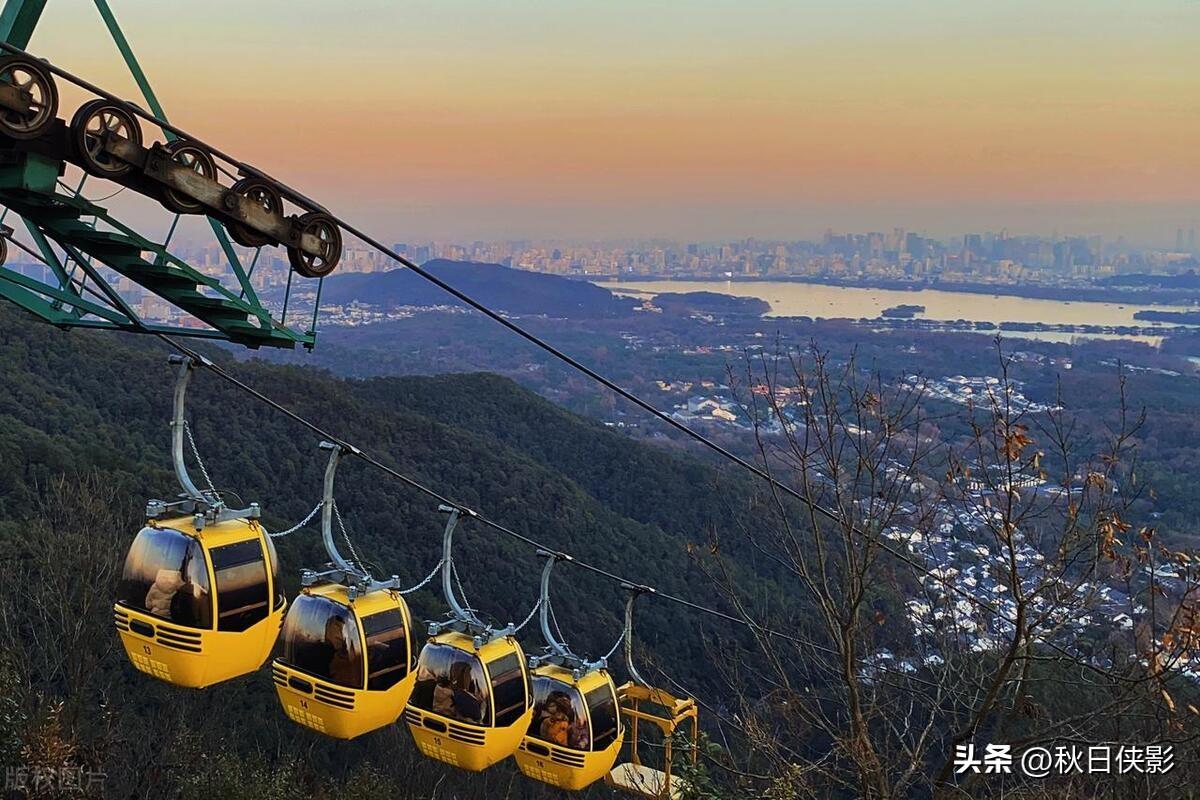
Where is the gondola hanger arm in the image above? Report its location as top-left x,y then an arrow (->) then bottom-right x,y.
150,354 -> 258,527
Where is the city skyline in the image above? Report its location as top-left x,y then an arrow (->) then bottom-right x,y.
28,0 -> 1200,245
162,223 -> 1200,258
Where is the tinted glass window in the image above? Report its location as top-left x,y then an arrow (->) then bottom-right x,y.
117,526 -> 212,629
488,652 -> 528,729
410,644 -> 489,725
362,608 -> 409,691
585,682 -> 621,750
528,676 -> 588,750
280,594 -> 364,689
211,539 -> 269,632
264,533 -> 285,610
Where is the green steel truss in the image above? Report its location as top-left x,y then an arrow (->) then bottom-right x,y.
0,0 -> 320,349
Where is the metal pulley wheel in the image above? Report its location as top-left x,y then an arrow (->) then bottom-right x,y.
0,56 -> 58,140
287,211 -> 341,278
159,140 -> 218,215
70,98 -> 142,179
226,178 -> 283,248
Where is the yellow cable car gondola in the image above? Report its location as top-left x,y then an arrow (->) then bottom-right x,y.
405,506 -> 534,772
114,355 -> 285,688
514,551 -> 625,791
273,442 -> 417,739
607,586 -> 699,800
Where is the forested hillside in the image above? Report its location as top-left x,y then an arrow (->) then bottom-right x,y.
0,305 -> 783,798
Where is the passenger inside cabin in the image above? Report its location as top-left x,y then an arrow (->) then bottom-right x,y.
145,548 -> 205,624
325,615 -> 359,686
449,661 -> 484,723
538,692 -> 573,746
432,675 -> 455,718
567,714 -> 590,750
410,645 -> 491,724
144,568 -> 183,618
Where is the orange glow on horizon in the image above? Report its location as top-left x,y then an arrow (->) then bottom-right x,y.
23,1 -> 1200,240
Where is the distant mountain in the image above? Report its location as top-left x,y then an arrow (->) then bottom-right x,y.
320,260 -> 637,317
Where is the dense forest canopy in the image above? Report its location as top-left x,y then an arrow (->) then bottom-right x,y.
0,305 -> 791,798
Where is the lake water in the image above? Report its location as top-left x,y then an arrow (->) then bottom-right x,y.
596,280 -> 1199,345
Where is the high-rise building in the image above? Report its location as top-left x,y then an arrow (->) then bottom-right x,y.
962,234 -> 982,267
905,232 -> 926,260
868,232 -> 884,258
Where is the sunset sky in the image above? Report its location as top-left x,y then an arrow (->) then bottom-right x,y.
27,0 -> 1200,244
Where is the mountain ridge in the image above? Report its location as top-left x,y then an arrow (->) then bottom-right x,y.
319,259 -> 637,317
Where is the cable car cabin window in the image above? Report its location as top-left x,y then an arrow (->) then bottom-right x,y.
361,608 -> 408,691
410,644 -> 489,725
585,683 -> 621,751
528,676 -> 589,750
280,594 -> 365,689
488,652 -> 528,729
117,526 -> 212,629
210,539 -> 270,632
264,533 -> 285,611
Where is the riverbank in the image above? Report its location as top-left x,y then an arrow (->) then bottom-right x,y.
595,278 -> 1200,346
586,273 -> 1200,308
598,279 -> 1195,327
